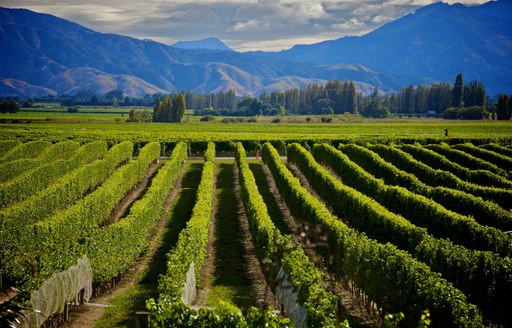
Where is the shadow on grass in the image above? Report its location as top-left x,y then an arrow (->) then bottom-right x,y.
208,161 -> 254,309
95,161 -> 203,328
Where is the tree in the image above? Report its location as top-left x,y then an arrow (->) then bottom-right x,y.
464,80 -> 486,108
171,93 -> 186,122
153,94 -> 173,122
428,83 -> 452,114
496,94 -> 511,120
0,99 -> 20,113
105,89 -> 124,101
452,73 -> 464,108
402,85 -> 415,114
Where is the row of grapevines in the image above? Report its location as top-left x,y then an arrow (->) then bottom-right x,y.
426,143 -> 510,179
0,140 -> 80,183
453,143 -> 512,172
236,142 -> 337,327
481,143 -> 512,157
369,144 -> 512,210
89,142 -> 188,284
158,142 -> 215,301
288,143 -> 511,325
262,142 -> 481,327
0,140 -> 20,155
0,140 -> 51,163
321,143 -> 512,256
336,143 -> 512,231
147,301 -> 292,327
400,143 -> 512,188
19,142 -> 161,288
0,141 -> 133,282
0,141 -> 108,209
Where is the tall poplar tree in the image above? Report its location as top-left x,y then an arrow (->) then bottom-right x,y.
453,73 -> 464,108
172,93 -> 186,122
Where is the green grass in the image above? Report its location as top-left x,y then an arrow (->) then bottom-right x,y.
94,161 -> 203,328
206,161 -> 256,309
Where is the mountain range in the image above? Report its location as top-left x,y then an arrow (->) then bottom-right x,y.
172,37 -> 234,52
0,1 -> 510,98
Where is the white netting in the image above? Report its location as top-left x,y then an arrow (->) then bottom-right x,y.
275,266 -> 307,328
181,262 -> 196,305
20,256 -> 93,327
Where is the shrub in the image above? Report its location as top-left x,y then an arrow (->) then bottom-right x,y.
200,115 -> 215,122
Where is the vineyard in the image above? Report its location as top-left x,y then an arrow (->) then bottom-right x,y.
0,125 -> 511,327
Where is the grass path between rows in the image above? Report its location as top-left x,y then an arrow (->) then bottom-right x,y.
91,161 -> 203,328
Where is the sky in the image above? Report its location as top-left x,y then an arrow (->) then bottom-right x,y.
2,0 -> 490,52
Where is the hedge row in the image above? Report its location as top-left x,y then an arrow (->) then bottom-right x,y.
0,141 -> 107,209
481,143 -> 512,157
0,141 -> 133,282
288,143 -> 511,325
400,143 -> 512,188
236,142 -> 337,327
336,143 -> 512,232
263,142 -> 481,327
319,144 -> 512,257
370,144 -> 512,210
158,142 -> 215,301
0,140 -> 80,183
426,143 -> 510,179
20,142 -> 161,288
147,299 -> 292,327
0,140 -> 51,163
0,139 -> 20,155
89,142 -> 188,284
453,143 -> 512,172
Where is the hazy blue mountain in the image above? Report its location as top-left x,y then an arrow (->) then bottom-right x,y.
280,0 -> 512,94
172,37 -> 234,52
1,1 -> 510,97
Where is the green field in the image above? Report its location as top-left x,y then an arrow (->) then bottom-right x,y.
1,116 -> 511,327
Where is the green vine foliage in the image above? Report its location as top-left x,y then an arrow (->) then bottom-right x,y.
370,143 -> 512,209
0,140 -> 51,163
314,143 -> 512,257
0,140 -> 80,183
262,142 -> 482,327
0,141 -> 133,284
89,142 -> 188,284
290,143 -> 512,326
400,143 -> 512,188
158,142 -> 215,301
147,300 -> 293,327
337,143 -> 512,231
0,141 -> 108,208
19,142 -> 160,289
236,143 -> 338,328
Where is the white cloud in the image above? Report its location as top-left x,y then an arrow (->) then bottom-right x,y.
1,0 -> 496,51
230,19 -> 270,32
332,18 -> 366,31
372,15 -> 393,23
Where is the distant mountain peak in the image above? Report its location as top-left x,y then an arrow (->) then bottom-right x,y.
172,37 -> 234,52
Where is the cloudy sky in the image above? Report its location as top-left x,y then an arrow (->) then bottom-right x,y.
3,0 -> 490,51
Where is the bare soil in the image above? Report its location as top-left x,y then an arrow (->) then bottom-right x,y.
60,161 -> 187,328
102,160 -> 162,227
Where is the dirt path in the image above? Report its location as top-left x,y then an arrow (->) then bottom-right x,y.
259,161 -> 379,327
195,161 -> 277,311
60,161 -> 189,328
102,160 -> 162,227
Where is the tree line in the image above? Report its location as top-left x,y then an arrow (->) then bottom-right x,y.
3,73 -> 511,120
